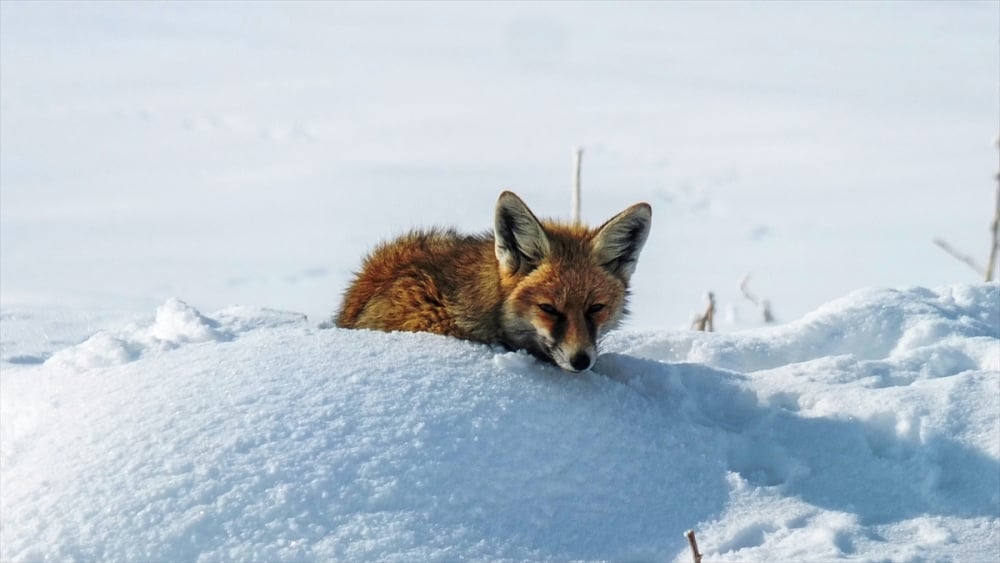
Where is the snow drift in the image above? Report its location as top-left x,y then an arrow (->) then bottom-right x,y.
1,285 -> 998,561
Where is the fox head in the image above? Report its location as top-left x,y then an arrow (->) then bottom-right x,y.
494,191 -> 652,372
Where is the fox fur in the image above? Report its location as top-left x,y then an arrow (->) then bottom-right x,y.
335,191 -> 652,372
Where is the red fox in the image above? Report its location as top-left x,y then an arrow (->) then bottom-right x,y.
335,191 -> 652,372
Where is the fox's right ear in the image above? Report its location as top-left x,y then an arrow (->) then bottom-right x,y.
592,202 -> 652,282
494,191 -> 550,275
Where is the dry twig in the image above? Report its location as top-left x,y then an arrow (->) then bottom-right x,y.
740,273 -> 774,324
692,292 -> 715,332
933,137 -> 999,281
933,237 -> 986,277
985,140 -> 999,281
685,529 -> 703,563
572,147 -> 583,225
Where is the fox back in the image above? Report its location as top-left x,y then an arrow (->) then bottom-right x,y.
335,191 -> 652,372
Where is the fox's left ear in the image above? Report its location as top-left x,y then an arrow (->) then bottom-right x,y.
592,202 -> 652,281
495,191 -> 551,275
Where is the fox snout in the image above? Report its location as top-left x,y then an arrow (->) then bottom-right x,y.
550,345 -> 596,372
567,350 -> 595,372
570,351 -> 592,371
537,313 -> 599,372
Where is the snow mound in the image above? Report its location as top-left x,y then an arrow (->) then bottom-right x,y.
2,285 -> 998,561
612,285 -> 998,377
45,298 -> 306,371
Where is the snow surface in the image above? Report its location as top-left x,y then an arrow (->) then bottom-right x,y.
2,285 -> 998,561
2,2 -> 1000,561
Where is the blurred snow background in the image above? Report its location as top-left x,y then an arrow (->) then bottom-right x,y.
2,0 -> 997,327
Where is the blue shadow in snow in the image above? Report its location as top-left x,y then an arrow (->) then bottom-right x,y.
595,353 -> 1000,527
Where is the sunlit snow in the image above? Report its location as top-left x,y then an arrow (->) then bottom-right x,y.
2,286 -> 998,561
2,2 -> 998,561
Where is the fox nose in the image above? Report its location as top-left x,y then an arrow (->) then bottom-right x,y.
569,352 -> 592,371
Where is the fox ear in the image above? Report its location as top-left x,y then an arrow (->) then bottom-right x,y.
494,191 -> 550,275
592,202 -> 652,281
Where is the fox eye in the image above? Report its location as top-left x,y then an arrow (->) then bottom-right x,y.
538,303 -> 559,315
587,303 -> 606,315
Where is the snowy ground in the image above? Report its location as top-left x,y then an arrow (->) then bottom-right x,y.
2,286 -> 998,561
2,2 -> 999,561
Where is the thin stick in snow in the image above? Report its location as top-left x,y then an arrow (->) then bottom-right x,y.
933,237 -> 986,277
934,136 -> 999,281
987,183 -> 999,282
740,273 -> 775,324
692,292 -> 715,332
572,147 -> 583,225
986,138 -> 1000,282
685,529 -> 703,563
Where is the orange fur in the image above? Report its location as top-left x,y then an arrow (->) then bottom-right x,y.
335,192 -> 651,371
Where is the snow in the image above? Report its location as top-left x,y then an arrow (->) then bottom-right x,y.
2,2 -> 999,561
2,286 -> 998,561
2,1 -> 997,326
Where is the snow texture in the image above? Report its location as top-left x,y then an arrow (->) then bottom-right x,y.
2,2 -> 999,561
2,285 -> 998,561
